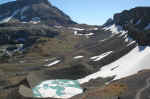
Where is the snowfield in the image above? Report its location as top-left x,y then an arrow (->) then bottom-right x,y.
78,45 -> 150,84
44,60 -> 61,67
90,51 -> 113,61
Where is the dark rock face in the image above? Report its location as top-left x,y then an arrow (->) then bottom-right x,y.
113,7 -> 150,29
0,0 -> 75,45
125,24 -> 150,45
0,24 -> 59,45
103,7 -> 150,46
0,0 -> 75,25
103,18 -> 114,26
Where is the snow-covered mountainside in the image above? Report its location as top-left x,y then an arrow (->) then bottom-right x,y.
78,45 -> 150,84
103,7 -> 150,46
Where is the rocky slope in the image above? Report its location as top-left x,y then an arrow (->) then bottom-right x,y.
0,0 -> 150,99
113,7 -> 150,30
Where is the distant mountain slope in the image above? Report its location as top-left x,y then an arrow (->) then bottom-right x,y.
113,7 -> 150,30
104,7 -> 150,30
0,0 -> 75,25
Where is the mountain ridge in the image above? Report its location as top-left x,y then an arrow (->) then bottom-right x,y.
0,0 -> 75,25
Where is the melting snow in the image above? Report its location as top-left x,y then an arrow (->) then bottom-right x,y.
136,19 -> 141,25
85,33 -> 94,36
90,51 -> 113,61
54,25 -> 62,29
74,31 -> 78,35
127,41 -> 136,46
0,9 -> 20,24
73,56 -> 84,59
30,17 -> 41,24
122,34 -> 133,43
78,45 -> 150,84
74,31 -> 94,37
144,23 -> 150,30
71,27 -> 84,31
88,27 -> 98,31
44,60 -> 61,67
103,24 -> 127,35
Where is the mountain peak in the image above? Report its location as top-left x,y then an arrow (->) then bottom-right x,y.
0,0 -> 75,25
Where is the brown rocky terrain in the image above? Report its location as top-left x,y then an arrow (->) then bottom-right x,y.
0,0 -> 150,99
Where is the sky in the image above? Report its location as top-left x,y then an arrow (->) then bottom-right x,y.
0,0 -> 150,25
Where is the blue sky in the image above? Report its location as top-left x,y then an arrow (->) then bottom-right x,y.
0,0 -> 150,25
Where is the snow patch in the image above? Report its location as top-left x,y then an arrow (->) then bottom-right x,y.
0,9 -> 20,24
136,19 -> 141,25
103,24 -> 127,35
30,17 -> 41,24
78,45 -> 150,84
85,33 -> 94,36
21,21 -> 28,23
88,27 -> 98,31
74,31 -> 94,37
44,60 -> 61,67
127,41 -> 136,46
70,27 -> 85,31
73,56 -> 84,59
54,25 -> 62,29
144,23 -> 150,30
90,51 -> 113,61
122,34 -> 133,43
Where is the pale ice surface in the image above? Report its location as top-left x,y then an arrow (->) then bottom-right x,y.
33,80 -> 83,98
